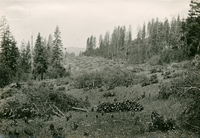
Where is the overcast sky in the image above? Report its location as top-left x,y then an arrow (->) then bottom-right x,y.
0,0 -> 191,48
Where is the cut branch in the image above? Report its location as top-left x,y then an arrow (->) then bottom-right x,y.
52,104 -> 65,116
72,107 -> 88,112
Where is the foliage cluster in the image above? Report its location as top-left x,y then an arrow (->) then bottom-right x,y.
46,64 -> 70,79
141,74 -> 159,87
149,110 -> 175,132
150,66 -> 162,74
158,65 -> 200,133
103,91 -> 116,98
74,68 -> 143,90
0,17 -> 68,87
0,82 -> 90,120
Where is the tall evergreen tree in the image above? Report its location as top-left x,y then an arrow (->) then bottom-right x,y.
47,34 -> 53,52
20,41 -> 31,73
184,0 -> 200,56
0,17 -> 19,86
46,34 -> 53,64
52,26 -> 63,66
33,33 -> 48,80
104,31 -> 110,58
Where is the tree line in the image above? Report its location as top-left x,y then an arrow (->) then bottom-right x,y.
0,17 -> 68,87
82,0 -> 200,64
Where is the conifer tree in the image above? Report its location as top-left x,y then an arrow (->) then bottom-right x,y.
46,34 -> 53,64
0,16 -> 19,86
33,33 -> 48,80
184,0 -> 200,56
20,41 -> 31,73
52,26 -> 63,66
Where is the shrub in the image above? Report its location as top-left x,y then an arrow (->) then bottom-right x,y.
56,86 -> 65,91
74,71 -> 104,89
74,69 -> 143,90
141,76 -> 150,87
149,74 -> 159,84
178,71 -> 200,132
46,65 -> 70,79
192,54 -> 200,70
150,68 -> 157,74
0,82 -> 90,119
159,69 -> 200,132
103,92 -> 116,98
149,110 -> 175,132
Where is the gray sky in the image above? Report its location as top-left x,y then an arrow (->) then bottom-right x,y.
0,0 -> 191,48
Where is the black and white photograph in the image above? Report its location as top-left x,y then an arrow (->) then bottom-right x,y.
0,0 -> 200,137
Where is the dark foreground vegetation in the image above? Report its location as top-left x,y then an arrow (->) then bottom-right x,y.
0,0 -> 200,137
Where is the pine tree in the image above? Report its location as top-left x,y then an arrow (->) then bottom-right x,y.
104,31 -> 110,58
0,17 -> 19,86
20,41 -> 31,73
142,23 -> 146,40
47,34 -> 53,52
52,26 -> 63,66
163,18 -> 170,45
93,36 -> 96,49
184,0 -> 200,56
46,34 -> 53,64
33,33 -> 48,80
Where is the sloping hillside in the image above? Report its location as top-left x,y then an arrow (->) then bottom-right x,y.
0,56 -> 199,138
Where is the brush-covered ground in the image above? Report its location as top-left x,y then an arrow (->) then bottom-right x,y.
0,56 -> 199,138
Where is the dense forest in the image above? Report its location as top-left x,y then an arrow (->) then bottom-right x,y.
0,19 -> 70,87
82,0 -> 200,64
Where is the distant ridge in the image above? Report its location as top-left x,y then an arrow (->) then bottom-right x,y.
63,47 -> 86,56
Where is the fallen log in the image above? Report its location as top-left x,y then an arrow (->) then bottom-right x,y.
72,107 -> 88,112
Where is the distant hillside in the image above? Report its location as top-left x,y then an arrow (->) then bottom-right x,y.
63,47 -> 86,56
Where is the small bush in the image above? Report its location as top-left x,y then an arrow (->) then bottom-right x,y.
150,68 -> 157,74
141,77 -> 150,87
56,86 -> 65,91
103,92 -> 116,98
150,74 -> 159,84
141,74 -> 158,87
149,110 -> 175,132
74,71 -> 104,89
46,65 -> 70,79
